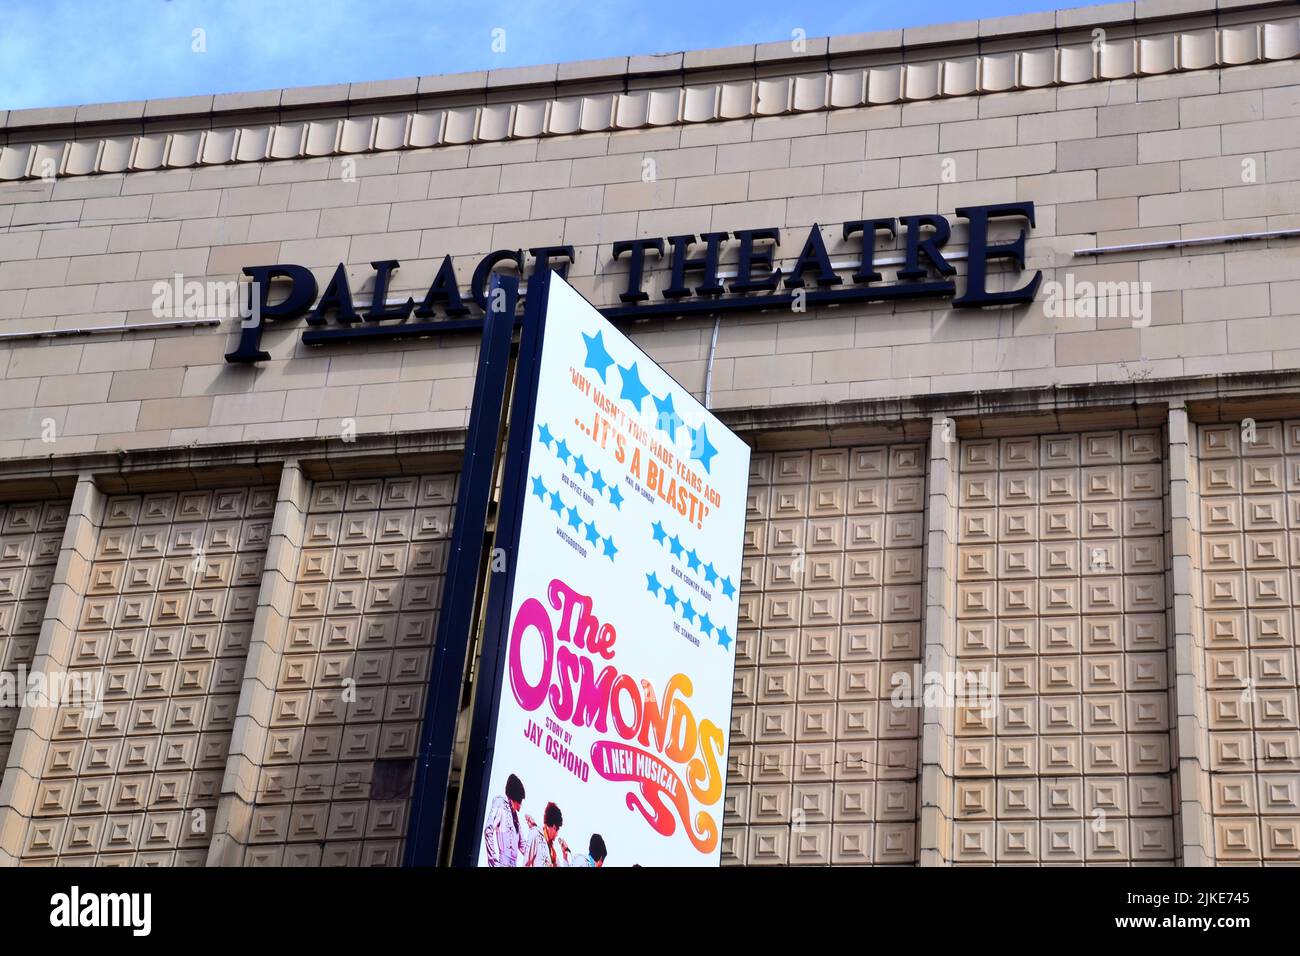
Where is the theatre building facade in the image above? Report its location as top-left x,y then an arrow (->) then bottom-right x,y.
2,0 -> 1300,866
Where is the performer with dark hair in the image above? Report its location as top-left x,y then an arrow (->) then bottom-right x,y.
483,773 -> 528,867
519,801 -> 570,867
568,833 -> 608,868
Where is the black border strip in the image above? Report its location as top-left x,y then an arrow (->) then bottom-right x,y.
403,275 -> 519,866
448,267 -> 553,866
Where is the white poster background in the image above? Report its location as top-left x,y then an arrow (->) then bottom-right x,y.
476,276 -> 749,867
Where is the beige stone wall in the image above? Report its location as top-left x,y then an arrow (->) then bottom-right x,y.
244,472 -> 456,867
3,2 -> 1300,868
15,485 -> 275,865
952,429 -> 1177,863
0,499 -> 67,771
5,413 -> 1299,866
1194,418 -> 1300,863
1,9 -> 1298,459
0,458 -> 463,867
725,443 -> 926,864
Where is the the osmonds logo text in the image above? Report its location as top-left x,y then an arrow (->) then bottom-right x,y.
50,886 -> 151,936
508,578 -> 726,855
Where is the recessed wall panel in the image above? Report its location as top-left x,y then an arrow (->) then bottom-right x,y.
0,499 -> 69,772
953,430 -> 1176,864
1197,419 -> 1300,864
19,487 -> 274,866
244,473 -> 455,867
724,444 -> 926,866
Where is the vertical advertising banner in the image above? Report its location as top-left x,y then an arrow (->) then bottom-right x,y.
475,276 -> 749,867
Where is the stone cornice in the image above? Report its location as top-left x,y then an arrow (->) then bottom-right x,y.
0,1 -> 1297,181
3,367 -> 1300,486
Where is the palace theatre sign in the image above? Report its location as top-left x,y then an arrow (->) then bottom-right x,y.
225,201 -> 1042,363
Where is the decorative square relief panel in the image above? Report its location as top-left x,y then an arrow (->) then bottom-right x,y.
21,488 -> 274,867
247,473 -> 456,868
954,430 -> 1176,865
1198,419 -> 1300,864
0,498 -> 69,772
725,445 -> 925,866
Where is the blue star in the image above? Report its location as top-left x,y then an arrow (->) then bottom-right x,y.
645,572 -> 662,595
697,611 -> 714,637
721,576 -> 736,598
716,626 -> 732,650
584,521 -> 600,546
548,492 -> 564,516
553,438 -> 571,464
536,423 -> 554,448
608,485 -> 624,509
602,536 -> 618,561
703,562 -> 718,585
618,362 -> 650,412
566,506 -> 582,531
685,549 -> 701,572
591,470 -> 607,495
662,586 -> 679,610
680,599 -> 696,625
572,454 -> 589,479
651,521 -> 667,544
530,475 -> 547,501
668,535 -> 684,558
689,421 -> 718,473
653,392 -> 681,443
583,330 -> 614,383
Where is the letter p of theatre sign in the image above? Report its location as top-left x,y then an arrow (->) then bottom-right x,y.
469,275 -> 749,867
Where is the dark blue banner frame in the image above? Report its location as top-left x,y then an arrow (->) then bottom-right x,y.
404,273 -> 519,867
448,267 -> 553,867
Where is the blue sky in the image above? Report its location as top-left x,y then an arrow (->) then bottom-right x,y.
1,0 -> 1112,111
